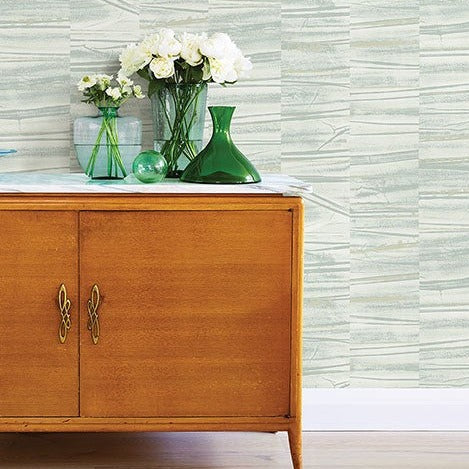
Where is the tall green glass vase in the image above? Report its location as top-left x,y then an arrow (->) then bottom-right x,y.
180,106 -> 261,184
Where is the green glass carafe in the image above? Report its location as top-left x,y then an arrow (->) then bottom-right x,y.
180,106 -> 261,184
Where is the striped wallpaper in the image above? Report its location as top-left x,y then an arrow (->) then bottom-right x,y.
1,0 -> 468,388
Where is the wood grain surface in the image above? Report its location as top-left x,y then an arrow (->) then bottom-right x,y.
79,210 -> 292,418
0,211 -> 79,416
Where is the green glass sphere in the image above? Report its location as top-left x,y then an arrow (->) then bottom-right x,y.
132,150 -> 168,183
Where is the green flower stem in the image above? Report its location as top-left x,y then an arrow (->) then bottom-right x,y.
180,92 -> 202,155
113,117 -> 123,177
106,122 -> 112,176
159,84 -> 205,175
101,116 -> 127,177
86,110 -> 127,179
86,122 -> 106,177
157,92 -> 174,135
177,86 -> 204,160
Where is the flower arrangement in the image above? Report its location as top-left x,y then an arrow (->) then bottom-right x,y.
76,73 -> 144,179
78,72 -> 144,106
119,29 -> 252,92
118,30 -> 253,177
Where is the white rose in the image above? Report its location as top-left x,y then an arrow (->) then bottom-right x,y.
233,54 -> 252,79
119,43 -> 151,76
179,32 -> 205,66
77,74 -> 97,91
105,87 -> 122,100
142,29 -> 181,59
157,38 -> 181,59
159,28 -> 175,39
121,85 -> 133,96
156,28 -> 181,58
95,74 -> 113,90
141,33 -> 161,56
208,57 -> 237,84
200,32 -> 238,61
117,70 -> 133,87
133,84 -> 144,99
149,57 -> 175,79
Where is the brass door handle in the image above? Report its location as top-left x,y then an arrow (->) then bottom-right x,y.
87,284 -> 100,345
58,284 -> 72,344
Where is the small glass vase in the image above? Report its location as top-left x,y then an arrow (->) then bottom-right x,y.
150,82 -> 207,178
180,106 -> 261,184
74,106 -> 142,180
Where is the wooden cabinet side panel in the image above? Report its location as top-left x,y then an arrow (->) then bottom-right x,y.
290,201 -> 303,419
79,210 -> 292,418
0,211 -> 79,417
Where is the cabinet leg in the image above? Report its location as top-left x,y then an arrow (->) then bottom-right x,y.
288,425 -> 302,469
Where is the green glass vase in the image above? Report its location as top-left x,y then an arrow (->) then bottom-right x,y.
180,106 -> 261,184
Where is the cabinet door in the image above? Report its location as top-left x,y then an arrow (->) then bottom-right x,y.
80,210 -> 292,417
0,211 -> 78,416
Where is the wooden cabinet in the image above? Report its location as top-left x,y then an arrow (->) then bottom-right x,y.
80,210 -> 292,418
0,195 -> 303,469
0,211 -> 79,417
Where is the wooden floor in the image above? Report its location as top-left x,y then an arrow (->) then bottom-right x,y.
1,432 -> 469,468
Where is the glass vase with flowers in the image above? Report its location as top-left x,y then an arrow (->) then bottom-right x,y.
119,29 -> 252,177
74,72 -> 145,179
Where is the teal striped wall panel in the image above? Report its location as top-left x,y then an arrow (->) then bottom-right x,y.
0,0 -> 70,172
419,1 -> 469,388
349,0 -> 420,387
281,1 -> 350,387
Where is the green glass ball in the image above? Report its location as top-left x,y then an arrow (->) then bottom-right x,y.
132,150 -> 168,183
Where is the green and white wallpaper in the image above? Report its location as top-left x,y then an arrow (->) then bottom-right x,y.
1,0 -> 468,388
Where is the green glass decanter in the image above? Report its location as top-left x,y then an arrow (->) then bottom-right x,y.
180,106 -> 261,184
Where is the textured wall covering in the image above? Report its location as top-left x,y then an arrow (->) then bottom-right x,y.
1,1 -> 469,388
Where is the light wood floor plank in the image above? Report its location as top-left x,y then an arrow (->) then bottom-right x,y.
1,432 -> 469,468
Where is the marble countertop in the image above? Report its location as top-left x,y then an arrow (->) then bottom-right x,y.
0,173 -> 311,196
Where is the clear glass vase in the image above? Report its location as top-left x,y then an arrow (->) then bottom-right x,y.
180,106 -> 261,184
74,106 -> 142,179
150,83 -> 207,178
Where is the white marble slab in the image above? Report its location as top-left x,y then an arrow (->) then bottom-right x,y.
0,173 -> 311,196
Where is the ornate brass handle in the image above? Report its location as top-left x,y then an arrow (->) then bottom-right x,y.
87,284 -> 100,345
58,284 -> 71,344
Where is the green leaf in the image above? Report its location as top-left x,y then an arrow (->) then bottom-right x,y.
189,66 -> 203,83
202,60 -> 211,81
147,79 -> 165,98
137,68 -> 151,81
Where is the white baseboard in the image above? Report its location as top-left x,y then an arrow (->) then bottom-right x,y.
303,389 -> 469,431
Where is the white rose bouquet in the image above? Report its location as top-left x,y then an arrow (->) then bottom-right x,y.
119,29 -> 252,92
76,72 -> 144,179
119,29 -> 252,177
